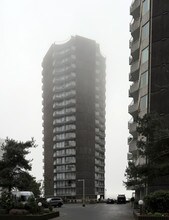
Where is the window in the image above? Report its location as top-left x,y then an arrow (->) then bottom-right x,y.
140,95 -> 148,111
140,71 -> 148,88
142,0 -> 150,16
141,47 -> 149,64
142,22 -> 149,41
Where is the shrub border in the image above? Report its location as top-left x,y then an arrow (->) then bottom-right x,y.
0,211 -> 59,220
134,211 -> 169,220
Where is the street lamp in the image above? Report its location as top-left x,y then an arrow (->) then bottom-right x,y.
138,200 -> 144,215
78,179 -> 85,207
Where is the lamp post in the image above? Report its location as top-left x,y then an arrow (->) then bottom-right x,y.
78,179 -> 85,207
138,200 -> 144,215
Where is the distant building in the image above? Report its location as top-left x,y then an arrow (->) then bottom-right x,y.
128,0 -> 169,199
42,36 -> 106,200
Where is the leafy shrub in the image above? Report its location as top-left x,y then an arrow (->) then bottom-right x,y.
0,208 -> 7,214
144,190 -> 169,213
0,191 -> 14,211
9,208 -> 29,215
25,196 -> 39,214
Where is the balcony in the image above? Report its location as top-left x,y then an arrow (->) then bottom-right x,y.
130,18 -> 141,40
95,153 -> 105,160
130,0 -> 141,17
129,81 -> 139,99
129,139 -> 137,153
54,184 -> 76,189
95,144 -> 105,153
128,120 -> 137,138
129,60 -> 139,81
130,38 -> 140,59
128,101 -> 138,117
127,153 -> 133,160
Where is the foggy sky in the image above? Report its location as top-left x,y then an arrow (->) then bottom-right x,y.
0,0 -> 132,198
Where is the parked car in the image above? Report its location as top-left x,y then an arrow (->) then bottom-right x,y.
117,194 -> 126,204
106,198 -> 115,204
47,197 -> 63,207
12,191 -> 35,205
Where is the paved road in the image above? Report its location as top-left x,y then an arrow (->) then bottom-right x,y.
53,203 -> 134,220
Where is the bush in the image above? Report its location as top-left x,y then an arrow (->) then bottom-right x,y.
25,196 -> 39,214
9,209 -> 29,215
0,191 -> 14,211
144,190 -> 169,213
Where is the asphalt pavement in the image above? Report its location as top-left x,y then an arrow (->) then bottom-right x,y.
53,203 -> 134,220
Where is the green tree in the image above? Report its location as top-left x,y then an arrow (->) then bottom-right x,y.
124,112 -> 169,188
0,138 -> 39,194
16,172 -> 41,197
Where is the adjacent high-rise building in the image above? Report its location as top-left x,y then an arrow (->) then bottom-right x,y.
42,36 -> 106,201
128,0 -> 169,198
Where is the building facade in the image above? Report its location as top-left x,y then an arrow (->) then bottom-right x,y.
128,0 -> 169,198
42,36 -> 106,201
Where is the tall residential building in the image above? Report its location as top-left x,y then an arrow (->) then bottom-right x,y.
128,0 -> 169,198
42,36 -> 106,200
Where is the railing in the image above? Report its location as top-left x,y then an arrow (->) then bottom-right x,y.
130,60 -> 139,75
128,101 -> 138,114
130,18 -> 141,33
130,0 -> 141,15
129,81 -> 139,94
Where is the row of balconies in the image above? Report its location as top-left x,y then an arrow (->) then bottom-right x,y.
54,168 -> 76,173
54,184 -> 76,189
53,99 -> 76,108
54,152 -> 76,158
52,54 -> 76,66
128,100 -> 138,117
95,176 -> 104,181
53,72 -> 76,84
130,0 -> 141,18
53,133 -> 76,142
53,176 -> 76,181
128,138 -> 137,153
95,144 -> 105,153
129,38 -> 140,63
52,45 -> 75,59
95,138 -> 105,147
95,159 -> 105,167
128,120 -> 137,138
95,130 -> 105,139
53,112 -> 75,120
53,116 -> 76,125
52,67 -> 76,77
53,90 -> 76,101
95,152 -> 105,160
95,168 -> 104,173
95,188 -> 104,194
53,81 -> 76,92
54,161 -> 76,165
53,140 -> 76,149
129,81 -> 139,99
129,60 -> 139,82
130,18 -> 141,40
53,126 -> 76,134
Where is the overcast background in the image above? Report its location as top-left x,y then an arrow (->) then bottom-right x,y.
0,0 -> 133,198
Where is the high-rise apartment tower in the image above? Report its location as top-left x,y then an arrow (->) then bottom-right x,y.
42,36 -> 106,201
128,0 -> 169,198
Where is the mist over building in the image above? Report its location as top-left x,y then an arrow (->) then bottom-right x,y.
42,36 -> 106,201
